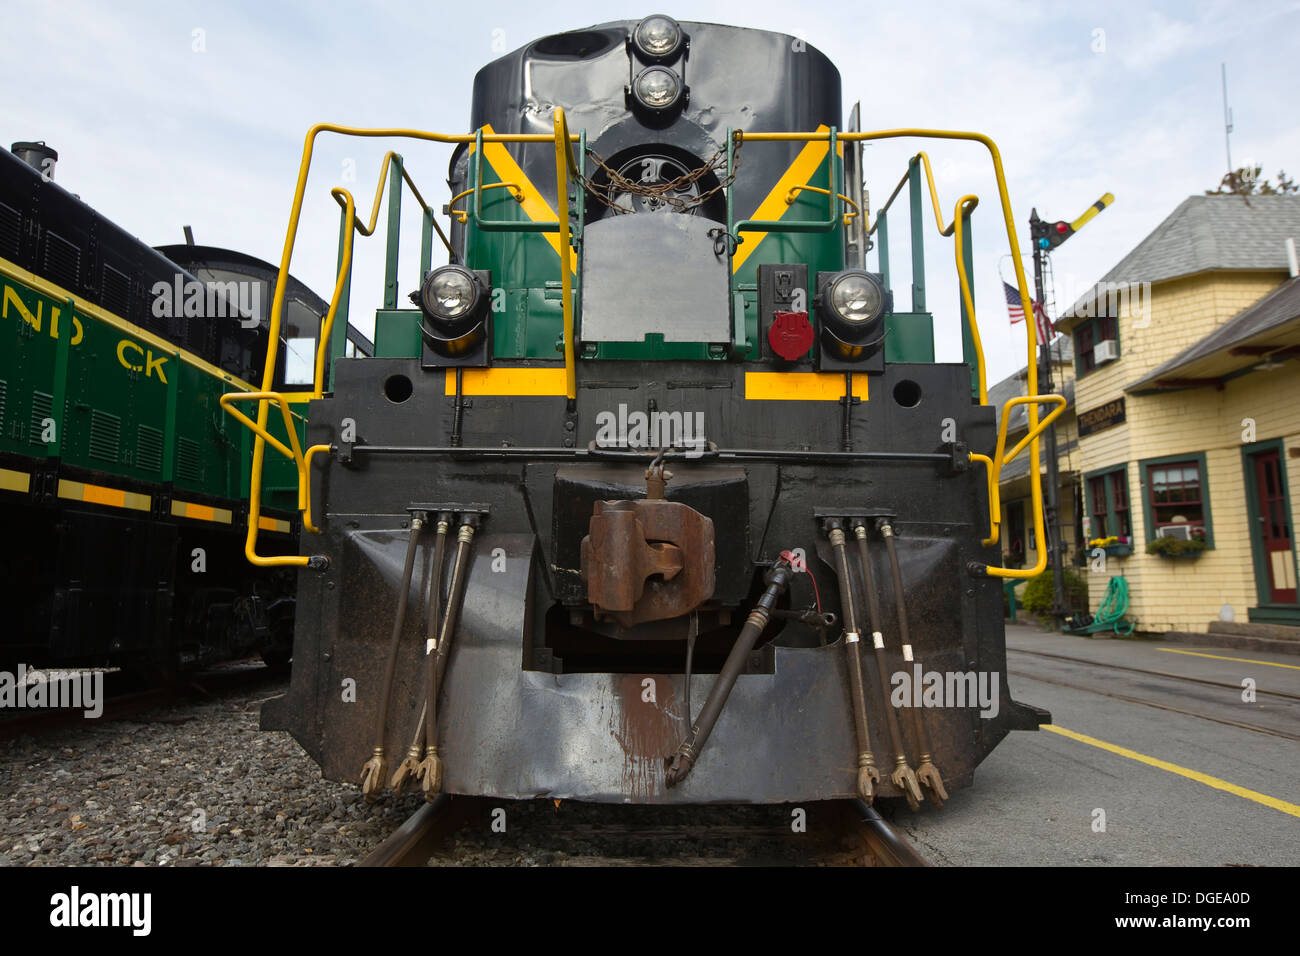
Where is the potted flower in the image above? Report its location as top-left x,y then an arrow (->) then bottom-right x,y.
1088,535 -> 1132,558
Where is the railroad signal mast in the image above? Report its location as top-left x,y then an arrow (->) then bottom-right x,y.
1028,193 -> 1113,625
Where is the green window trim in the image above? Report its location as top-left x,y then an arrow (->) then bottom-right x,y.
1073,313 -> 1120,378
1137,450 -> 1214,548
1083,463 -> 1131,542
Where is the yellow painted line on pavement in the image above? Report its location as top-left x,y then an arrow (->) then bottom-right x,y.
1156,647 -> 1300,671
1042,724 -> 1300,820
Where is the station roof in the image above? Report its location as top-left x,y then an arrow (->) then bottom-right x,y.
1057,195 -> 1300,329
1126,275 -> 1300,394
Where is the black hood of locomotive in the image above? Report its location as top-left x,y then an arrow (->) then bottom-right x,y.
460,19 -> 843,216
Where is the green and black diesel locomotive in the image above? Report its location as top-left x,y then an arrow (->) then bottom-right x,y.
0,142 -> 353,673
257,17 -> 1058,806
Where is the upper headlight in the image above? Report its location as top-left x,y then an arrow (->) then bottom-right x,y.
632,66 -> 683,112
633,15 -> 683,59
420,266 -> 480,321
829,272 -> 885,325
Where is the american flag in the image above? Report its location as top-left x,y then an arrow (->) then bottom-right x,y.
1003,281 -> 1054,345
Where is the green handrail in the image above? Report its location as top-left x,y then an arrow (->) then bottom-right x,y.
733,128 -> 842,235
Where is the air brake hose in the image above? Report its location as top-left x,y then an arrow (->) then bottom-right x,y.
359,515 -> 424,802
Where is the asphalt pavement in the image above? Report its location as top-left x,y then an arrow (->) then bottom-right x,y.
887,624 -> 1300,866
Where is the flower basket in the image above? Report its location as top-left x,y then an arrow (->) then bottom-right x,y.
1087,536 -> 1133,558
1146,536 -> 1207,559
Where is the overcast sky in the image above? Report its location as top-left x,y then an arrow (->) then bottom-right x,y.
5,0 -> 1298,385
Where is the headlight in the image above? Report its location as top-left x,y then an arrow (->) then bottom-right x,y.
419,266 -> 481,321
633,15 -> 683,60
631,66 -> 683,111
411,266 -> 490,360
829,272 -> 885,325
817,270 -> 892,364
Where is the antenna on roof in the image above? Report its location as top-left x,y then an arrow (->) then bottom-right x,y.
1221,63 -> 1233,175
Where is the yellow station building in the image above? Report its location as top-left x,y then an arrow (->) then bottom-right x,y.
1046,194 -> 1300,633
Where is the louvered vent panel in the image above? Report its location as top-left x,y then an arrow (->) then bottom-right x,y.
0,202 -> 20,260
102,264 -> 131,318
29,391 -> 52,445
177,437 -> 202,483
42,232 -> 80,289
137,424 -> 163,473
89,409 -> 121,463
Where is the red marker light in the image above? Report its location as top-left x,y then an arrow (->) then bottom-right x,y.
769,311 -> 814,361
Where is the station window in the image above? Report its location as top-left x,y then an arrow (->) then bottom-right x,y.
1139,452 -> 1214,547
1075,314 -> 1119,376
1085,466 -> 1130,539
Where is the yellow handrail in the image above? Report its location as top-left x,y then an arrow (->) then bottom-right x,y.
785,184 -> 859,224
232,122 -> 1051,581
837,127 -> 1051,580
301,443 -> 331,534
995,394 -> 1067,468
860,150 -> 986,400
230,126 -> 577,567
969,452 -> 1000,547
220,392 -> 306,464
448,181 -> 523,223
553,108 -> 580,401
950,194 -> 987,403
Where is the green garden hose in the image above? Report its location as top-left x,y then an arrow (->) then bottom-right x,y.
1094,575 -> 1134,635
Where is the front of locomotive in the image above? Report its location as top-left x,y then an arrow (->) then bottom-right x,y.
261,17 -> 1049,806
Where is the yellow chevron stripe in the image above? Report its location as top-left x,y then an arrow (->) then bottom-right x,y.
0,467 -> 30,493
744,372 -> 868,401
445,367 -> 568,397
732,125 -> 832,273
472,126 -> 576,274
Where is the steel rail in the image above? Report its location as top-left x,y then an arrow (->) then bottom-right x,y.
355,795 -> 450,867
1008,647 -> 1300,702
851,800 -> 930,866
1009,669 -> 1300,743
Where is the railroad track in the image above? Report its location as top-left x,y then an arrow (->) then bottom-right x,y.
0,660 -> 285,741
1009,648 -> 1300,701
1008,646 -> 1300,743
358,796 -> 929,867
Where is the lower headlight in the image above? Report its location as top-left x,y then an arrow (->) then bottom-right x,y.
631,66 -> 683,113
